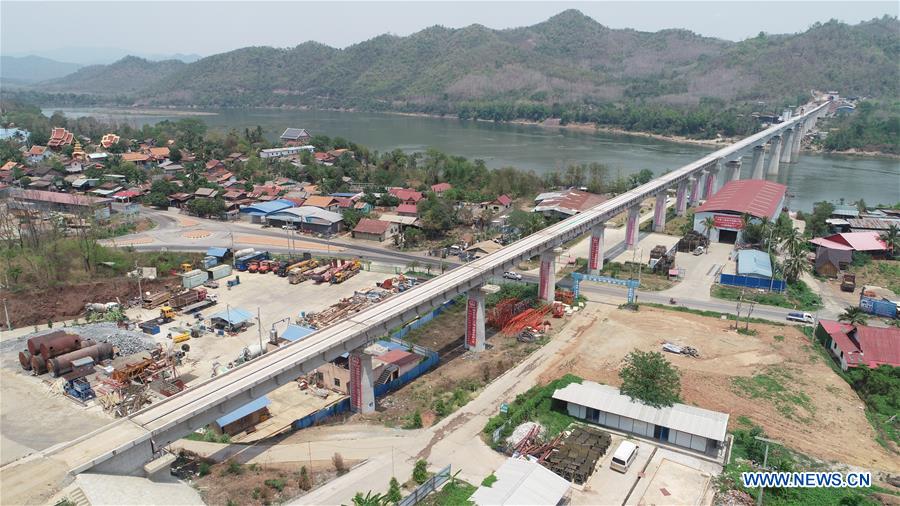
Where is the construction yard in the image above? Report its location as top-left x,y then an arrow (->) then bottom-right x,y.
0,258 -> 399,467
537,304 -> 899,473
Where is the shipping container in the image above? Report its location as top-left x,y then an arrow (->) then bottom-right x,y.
181,269 -> 205,279
202,256 -> 219,269
183,274 -> 207,289
859,296 -> 898,319
209,264 -> 233,280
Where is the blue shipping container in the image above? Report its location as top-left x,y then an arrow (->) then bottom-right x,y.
860,296 -> 898,318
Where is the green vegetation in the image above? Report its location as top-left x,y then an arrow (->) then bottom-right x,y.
403,410 -> 424,430
721,423 -> 881,505
711,280 -> 822,311
839,306 -> 870,326
185,428 -> 231,444
264,478 -> 286,492
731,366 -> 815,422
19,14 -> 898,140
485,283 -> 538,307
432,380 -> 481,419
619,350 -> 681,407
822,100 -> 900,154
387,477 -> 402,503
483,374 -> 582,442
420,480 -> 476,506
641,303 -> 784,326
799,201 -> 835,238
848,259 -> 900,296
351,491 -> 389,506
413,460 -> 430,485
480,474 -> 498,488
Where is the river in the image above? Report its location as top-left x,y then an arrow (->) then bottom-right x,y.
45,107 -> 900,211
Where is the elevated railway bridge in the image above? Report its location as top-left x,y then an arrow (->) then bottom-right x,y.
0,102 -> 828,500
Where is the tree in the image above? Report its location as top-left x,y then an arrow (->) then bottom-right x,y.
187,198 -> 226,218
880,224 -> 899,257
619,350 -> 681,408
418,195 -> 455,237
803,201 -> 835,238
838,306 -> 869,326
352,491 -> 388,506
386,477 -> 402,503
412,460 -> 429,485
299,466 -> 312,491
701,216 -> 716,247
780,227 -> 805,257
342,209 -> 364,229
144,192 -> 170,209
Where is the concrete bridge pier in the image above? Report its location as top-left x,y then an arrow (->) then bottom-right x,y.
87,438 -> 157,476
689,175 -> 701,206
750,145 -> 766,179
652,192 -> 667,233
766,135 -> 782,175
675,179 -> 689,216
625,205 -> 640,250
349,350 -> 375,414
588,223 -> 605,275
727,159 -> 742,183
790,122 -> 803,161
703,166 -> 719,199
780,129 -> 794,164
538,248 -> 560,303
465,287 -> 486,352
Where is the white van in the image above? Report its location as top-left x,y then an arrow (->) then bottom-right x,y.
610,440 -> 638,473
786,312 -> 815,324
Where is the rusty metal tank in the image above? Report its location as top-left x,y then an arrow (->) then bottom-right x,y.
26,330 -> 65,355
48,343 -> 114,377
18,350 -> 32,370
30,355 -> 48,375
38,333 -> 84,360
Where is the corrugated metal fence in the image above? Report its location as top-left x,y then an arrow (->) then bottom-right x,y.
398,465 -> 452,506
719,273 -> 786,292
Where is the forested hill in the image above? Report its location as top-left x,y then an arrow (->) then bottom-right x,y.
19,10 -> 900,114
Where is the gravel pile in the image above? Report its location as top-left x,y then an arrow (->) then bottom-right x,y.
69,323 -> 155,356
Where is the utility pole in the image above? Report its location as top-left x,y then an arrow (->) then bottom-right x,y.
754,435 -> 782,506
2,298 -> 11,331
257,306 -> 263,356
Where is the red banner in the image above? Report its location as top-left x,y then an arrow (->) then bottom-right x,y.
714,214 -> 745,230
466,298 -> 478,348
589,236 -> 600,270
349,354 -> 361,410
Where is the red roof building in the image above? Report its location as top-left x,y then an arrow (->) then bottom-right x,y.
533,189 -> 607,217
205,159 -> 225,170
396,203 -> 418,217
352,218 -> 399,242
816,320 -> 900,371
431,182 -> 452,194
389,188 -> 424,204
100,133 -> 120,148
47,128 -> 74,149
696,180 -> 787,220
810,232 -> 888,253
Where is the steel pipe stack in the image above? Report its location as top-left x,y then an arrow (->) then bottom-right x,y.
29,338 -> 96,375
48,343 -> 114,378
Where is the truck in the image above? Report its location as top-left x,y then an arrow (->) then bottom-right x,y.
331,260 -> 361,284
169,288 -> 208,309
840,273 -> 856,292
235,251 -> 270,271
258,260 -> 273,274
139,306 -> 176,333
288,259 -> 321,284
142,290 -> 171,309
84,301 -> 120,313
276,254 -> 313,276
181,294 -> 218,314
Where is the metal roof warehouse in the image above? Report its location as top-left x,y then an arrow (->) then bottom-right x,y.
553,381 -> 729,456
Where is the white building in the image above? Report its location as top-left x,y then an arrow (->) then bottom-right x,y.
470,458 -> 570,506
259,145 -> 315,159
553,381 -> 729,457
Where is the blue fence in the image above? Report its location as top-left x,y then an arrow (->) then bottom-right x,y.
290,302 -> 448,430
719,274 -> 786,292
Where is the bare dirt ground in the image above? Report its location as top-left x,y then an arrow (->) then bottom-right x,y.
354,304 -> 562,428
538,305 -> 899,473
191,459 -> 348,506
6,277 -> 176,327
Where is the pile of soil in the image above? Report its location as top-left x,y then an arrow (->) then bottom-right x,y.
6,276 -> 177,327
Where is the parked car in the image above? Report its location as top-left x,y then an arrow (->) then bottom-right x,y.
692,246 -> 705,256
786,312 -> 815,324
610,440 -> 638,473
503,271 -> 523,280
281,224 -> 297,230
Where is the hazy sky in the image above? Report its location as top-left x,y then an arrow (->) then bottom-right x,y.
2,1 -> 897,62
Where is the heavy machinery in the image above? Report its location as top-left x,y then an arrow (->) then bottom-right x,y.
169,288 -> 208,309
258,260 -> 273,274
181,293 -> 218,314
841,273 -> 856,292
65,377 -> 96,402
331,260 -> 361,284
248,260 -> 260,273
288,259 -> 321,284
180,263 -> 193,273
141,290 -> 171,309
167,327 -> 191,344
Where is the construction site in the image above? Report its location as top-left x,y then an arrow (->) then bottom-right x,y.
0,247 -> 427,466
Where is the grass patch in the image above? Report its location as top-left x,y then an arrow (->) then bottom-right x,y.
731,366 -> 815,422
483,374 -> 582,444
433,380 -> 482,420
583,261 -> 674,291
711,280 -> 822,311
642,303 -> 784,326
185,428 -> 231,444
420,480 -> 477,506
737,328 -> 758,336
481,474 -> 498,487
849,259 -> 900,295
773,334 -> 785,342
720,425 -> 882,506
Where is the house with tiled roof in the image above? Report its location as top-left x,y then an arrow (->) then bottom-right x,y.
26,145 -> 50,164
121,152 -> 151,165
313,152 -> 335,164
396,203 -> 419,217
431,182 -> 452,194
388,188 -> 424,205
816,320 -> 900,371
303,195 -> 340,212
205,159 -> 225,171
47,128 -> 74,149
147,147 -> 170,161
352,218 -> 399,242
100,133 -> 120,149
280,128 -> 311,146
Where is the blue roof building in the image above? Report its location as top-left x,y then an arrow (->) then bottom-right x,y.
206,247 -> 229,258
736,249 -> 773,279
281,324 -> 316,342
213,396 -> 271,435
209,307 -> 254,328
240,199 -> 295,217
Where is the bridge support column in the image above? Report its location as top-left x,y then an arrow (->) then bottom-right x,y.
780,129 -> 794,164
349,350 -> 375,414
652,192 -> 667,233
588,224 -> 605,275
465,288 -> 486,352
750,145 -> 766,179
790,122 -> 803,162
703,167 -> 719,199
625,205 -> 640,250
675,179 -> 689,216
766,135 -> 782,175
727,159 -> 742,183
538,248 -> 559,303
689,176 -> 701,206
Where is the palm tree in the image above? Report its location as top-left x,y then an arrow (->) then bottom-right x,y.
838,306 -> 869,326
701,216 -> 716,251
780,251 -> 810,283
780,227 -> 805,257
880,224 -> 899,258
